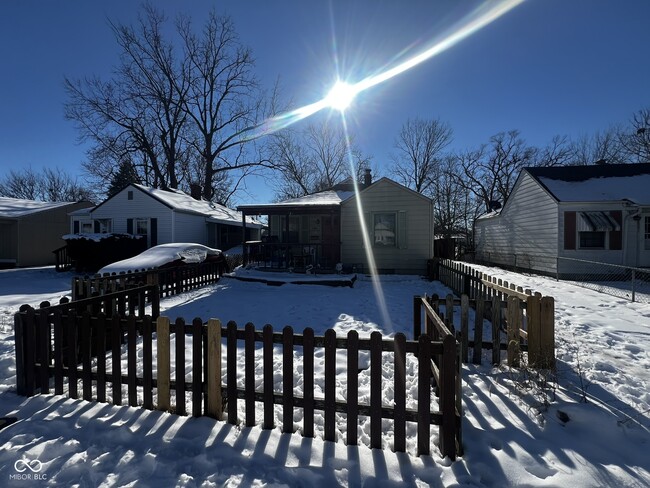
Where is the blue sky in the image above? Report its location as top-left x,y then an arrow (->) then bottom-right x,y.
1,0 -> 649,204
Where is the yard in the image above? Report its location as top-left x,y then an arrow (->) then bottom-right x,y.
0,266 -> 649,486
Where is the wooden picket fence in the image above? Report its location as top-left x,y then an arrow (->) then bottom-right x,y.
14,285 -> 159,398
14,306 -> 462,459
71,257 -> 227,301
415,293 -> 554,369
430,259 -> 555,369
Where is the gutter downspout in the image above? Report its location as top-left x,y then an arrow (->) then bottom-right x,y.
171,209 -> 175,242
623,205 -> 642,267
16,219 -> 20,267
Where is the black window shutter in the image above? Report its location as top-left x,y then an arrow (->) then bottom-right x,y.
73,221 -> 79,234
127,218 -> 133,234
94,220 -> 100,233
150,218 -> 158,246
563,212 -> 576,250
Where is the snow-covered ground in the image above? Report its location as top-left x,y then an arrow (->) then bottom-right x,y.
0,265 -> 648,487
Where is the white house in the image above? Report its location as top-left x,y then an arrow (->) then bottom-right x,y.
474,163 -> 650,276
71,184 -> 263,251
238,172 -> 434,275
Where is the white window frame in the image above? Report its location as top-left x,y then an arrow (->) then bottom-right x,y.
96,218 -> 112,234
373,212 -> 397,247
135,218 -> 149,237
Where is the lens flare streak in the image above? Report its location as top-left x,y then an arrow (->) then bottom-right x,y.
240,0 -> 524,141
240,0 -> 525,329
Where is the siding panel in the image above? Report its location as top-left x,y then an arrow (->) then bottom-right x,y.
475,172 -> 558,273
340,179 -> 432,274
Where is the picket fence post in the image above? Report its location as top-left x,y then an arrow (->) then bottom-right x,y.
156,316 -> 170,411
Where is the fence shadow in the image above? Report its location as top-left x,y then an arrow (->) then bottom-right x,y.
0,392 -> 448,486
461,366 -> 650,487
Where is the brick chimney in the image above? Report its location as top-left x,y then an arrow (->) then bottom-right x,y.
189,183 -> 202,200
364,168 -> 372,187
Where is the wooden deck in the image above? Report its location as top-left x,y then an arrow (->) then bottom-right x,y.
224,269 -> 357,287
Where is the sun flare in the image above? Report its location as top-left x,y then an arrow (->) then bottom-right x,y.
237,0 -> 524,141
325,81 -> 358,112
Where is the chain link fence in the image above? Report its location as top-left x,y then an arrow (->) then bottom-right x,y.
557,257 -> 650,303
473,251 -> 650,303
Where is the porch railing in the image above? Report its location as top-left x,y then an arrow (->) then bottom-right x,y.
244,241 -> 327,270
53,245 -> 73,272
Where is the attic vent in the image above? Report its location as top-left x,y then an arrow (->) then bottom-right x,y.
128,191 -> 133,200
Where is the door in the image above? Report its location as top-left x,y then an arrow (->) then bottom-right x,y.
321,214 -> 340,267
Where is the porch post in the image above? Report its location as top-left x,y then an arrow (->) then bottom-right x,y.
285,212 -> 290,267
242,212 -> 248,266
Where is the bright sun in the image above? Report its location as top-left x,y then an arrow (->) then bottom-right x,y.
325,81 -> 358,112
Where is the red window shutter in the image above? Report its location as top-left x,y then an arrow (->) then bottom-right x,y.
564,211 -> 576,250
609,210 -> 622,250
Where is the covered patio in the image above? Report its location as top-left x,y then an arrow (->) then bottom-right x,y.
238,192 -> 348,273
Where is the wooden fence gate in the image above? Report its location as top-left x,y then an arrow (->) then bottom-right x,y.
430,258 -> 555,369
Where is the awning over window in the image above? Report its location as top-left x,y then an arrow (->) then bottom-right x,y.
578,211 -> 620,232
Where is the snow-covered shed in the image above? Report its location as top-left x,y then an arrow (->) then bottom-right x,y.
73,184 -> 263,251
474,163 -> 650,275
0,197 -> 94,267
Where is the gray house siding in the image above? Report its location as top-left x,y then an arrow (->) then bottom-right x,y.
340,179 -> 433,274
1,201 -> 93,267
174,211 -> 207,244
0,221 -> 18,264
475,172 -> 558,274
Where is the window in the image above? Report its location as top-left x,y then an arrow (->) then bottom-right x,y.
96,219 -> 112,234
374,213 -> 396,247
80,222 -> 93,234
135,218 -> 149,237
645,216 -> 650,251
128,191 -> 134,200
579,231 -> 605,249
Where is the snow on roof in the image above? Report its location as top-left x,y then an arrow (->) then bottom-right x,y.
0,196 -> 74,219
537,175 -> 650,204
525,163 -> 650,204
68,207 -> 92,216
132,184 -> 263,228
239,190 -> 354,210
97,242 -> 221,275
477,209 -> 502,220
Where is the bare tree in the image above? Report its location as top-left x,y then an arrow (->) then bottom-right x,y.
0,167 -> 94,202
454,130 -> 536,212
534,135 -> 576,167
65,4 -> 275,202
65,6 -> 186,192
618,107 -> 650,163
0,167 -> 40,200
176,11 -> 277,201
434,156 -> 480,238
570,127 -> 625,165
270,120 -> 372,200
390,117 -> 453,195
